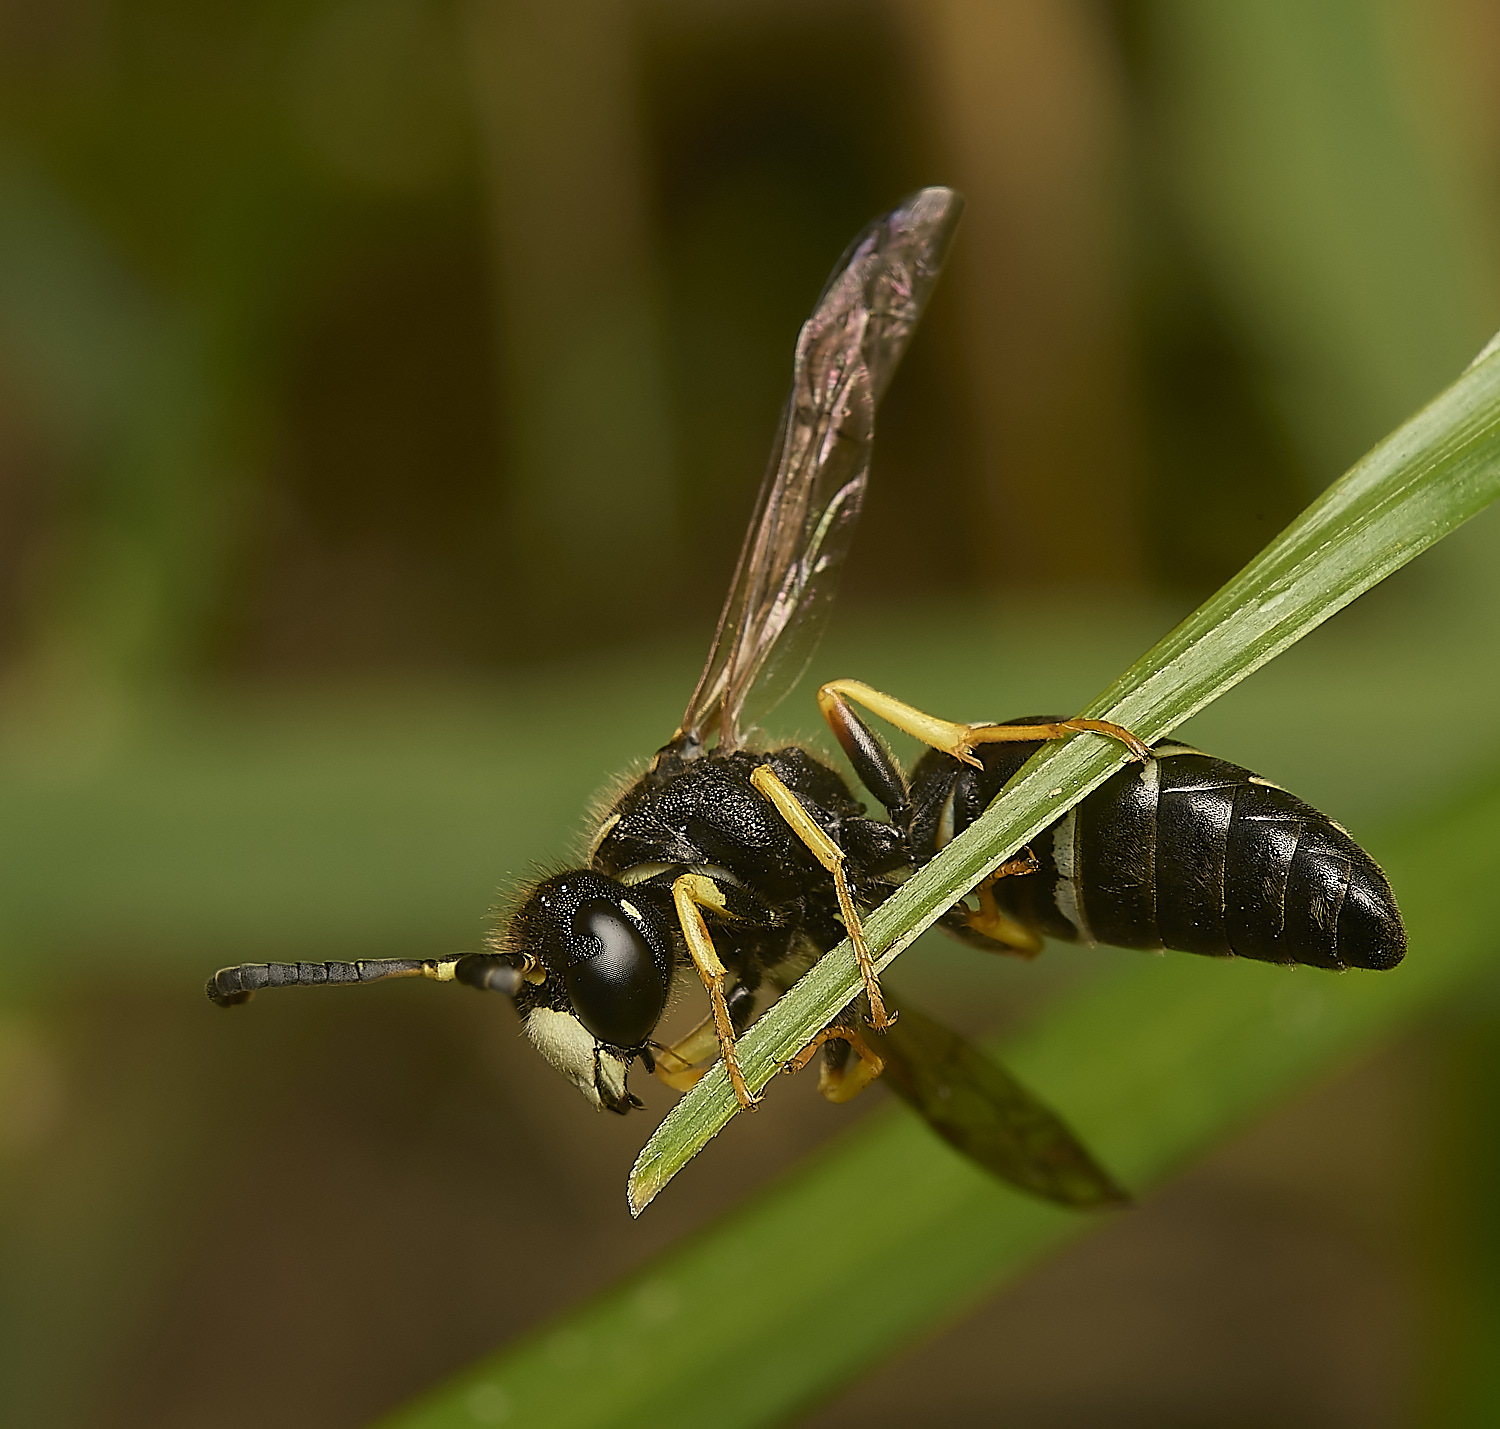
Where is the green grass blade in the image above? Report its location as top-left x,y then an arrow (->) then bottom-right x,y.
380,765 -> 1500,1429
628,333 -> 1500,1213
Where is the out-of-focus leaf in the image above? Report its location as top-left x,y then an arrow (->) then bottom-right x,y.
872,994 -> 1128,1208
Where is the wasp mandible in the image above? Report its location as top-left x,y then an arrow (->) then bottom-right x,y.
206,189 -> 1405,1208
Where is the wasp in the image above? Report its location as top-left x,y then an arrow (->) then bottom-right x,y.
206,188 -> 1405,1208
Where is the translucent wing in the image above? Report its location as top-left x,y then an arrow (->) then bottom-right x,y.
677,187 -> 964,752
871,995 -> 1129,1209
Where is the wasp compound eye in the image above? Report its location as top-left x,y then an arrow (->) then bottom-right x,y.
565,900 -> 670,1048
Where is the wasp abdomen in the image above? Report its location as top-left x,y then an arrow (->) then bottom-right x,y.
908,730 -> 1405,973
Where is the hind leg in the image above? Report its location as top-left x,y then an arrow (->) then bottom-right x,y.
818,679 -> 1150,769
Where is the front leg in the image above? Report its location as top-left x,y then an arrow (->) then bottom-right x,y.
671,874 -> 761,1110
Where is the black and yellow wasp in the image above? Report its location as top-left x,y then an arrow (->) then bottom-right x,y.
207,188 -> 1405,1208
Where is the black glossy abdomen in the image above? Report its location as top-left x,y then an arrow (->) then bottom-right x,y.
908,731 -> 1406,973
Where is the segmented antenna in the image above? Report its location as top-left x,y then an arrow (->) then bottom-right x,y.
205,954 -> 521,1007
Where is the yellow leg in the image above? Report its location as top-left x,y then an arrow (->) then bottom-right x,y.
671,873 -> 758,1110
782,1024 -> 886,1104
817,678 -> 1151,768
652,1013 -> 719,1092
820,1051 -> 885,1104
966,854 -> 1045,957
749,764 -> 893,1030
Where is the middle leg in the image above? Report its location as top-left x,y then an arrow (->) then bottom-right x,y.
749,763 -> 892,1029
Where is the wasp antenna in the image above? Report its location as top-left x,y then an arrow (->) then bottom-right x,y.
204,955 -> 509,1008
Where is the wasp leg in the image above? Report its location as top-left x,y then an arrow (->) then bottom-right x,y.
817,679 -> 1151,769
963,853 -> 1045,957
671,873 -> 760,1110
820,1030 -> 886,1104
816,685 -> 910,816
652,980 -> 758,1093
653,1017 -> 716,1092
204,953 -> 524,1008
749,763 -> 892,1031
782,1022 -> 886,1105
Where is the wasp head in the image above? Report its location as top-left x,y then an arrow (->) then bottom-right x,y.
503,870 -> 676,1113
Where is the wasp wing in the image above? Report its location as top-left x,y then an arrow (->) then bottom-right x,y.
677,187 -> 964,752
870,995 -> 1129,1209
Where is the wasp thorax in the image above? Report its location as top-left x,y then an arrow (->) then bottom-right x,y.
511,871 -> 674,1049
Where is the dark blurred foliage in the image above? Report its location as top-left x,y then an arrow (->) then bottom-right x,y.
4,0 -> 1451,695
1,1 -> 1499,1427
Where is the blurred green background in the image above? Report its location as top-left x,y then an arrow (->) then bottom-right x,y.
2,2 -> 1500,1426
